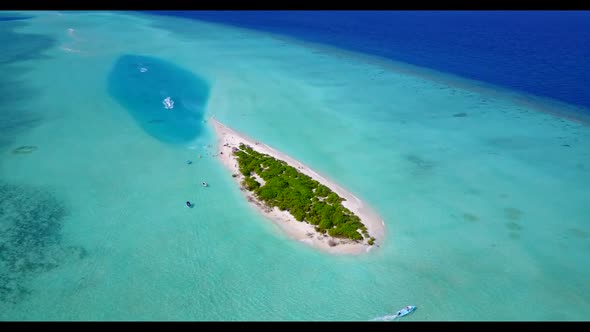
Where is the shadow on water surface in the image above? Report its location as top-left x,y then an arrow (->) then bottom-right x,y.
107,54 -> 211,145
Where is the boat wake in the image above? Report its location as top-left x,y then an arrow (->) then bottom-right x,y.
67,27 -> 77,39
163,97 -> 175,109
61,27 -> 83,54
370,314 -> 398,321
61,47 -> 81,53
370,306 -> 416,321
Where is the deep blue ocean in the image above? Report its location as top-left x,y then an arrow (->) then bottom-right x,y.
145,10 -> 590,111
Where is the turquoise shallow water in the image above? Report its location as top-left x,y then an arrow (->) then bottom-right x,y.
0,11 -> 589,321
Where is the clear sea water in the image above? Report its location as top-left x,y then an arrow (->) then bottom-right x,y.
0,11 -> 589,321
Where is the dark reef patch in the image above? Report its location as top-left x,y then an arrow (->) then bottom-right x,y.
504,207 -> 523,221
0,182 -> 85,305
509,232 -> 521,240
567,228 -> 589,239
405,154 -> 435,172
107,54 -> 210,144
11,145 -> 38,155
452,112 -> 468,117
462,213 -> 479,222
505,221 -> 522,231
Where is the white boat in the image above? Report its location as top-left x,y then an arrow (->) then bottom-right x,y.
162,97 -> 174,109
395,305 -> 416,318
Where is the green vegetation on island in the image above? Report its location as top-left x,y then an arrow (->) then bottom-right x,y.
234,143 -> 372,243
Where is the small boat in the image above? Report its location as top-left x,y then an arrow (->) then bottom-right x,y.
186,160 -> 192,165
162,97 -> 174,110
396,305 -> 416,317
201,182 -> 208,187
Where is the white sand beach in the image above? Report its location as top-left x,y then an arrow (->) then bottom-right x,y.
210,118 -> 386,255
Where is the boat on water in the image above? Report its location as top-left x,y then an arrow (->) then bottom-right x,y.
396,305 -> 416,317
162,97 -> 174,109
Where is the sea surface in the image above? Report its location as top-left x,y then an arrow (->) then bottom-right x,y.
147,10 -> 590,110
0,11 -> 589,321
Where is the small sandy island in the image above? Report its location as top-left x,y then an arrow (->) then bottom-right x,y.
210,118 -> 386,255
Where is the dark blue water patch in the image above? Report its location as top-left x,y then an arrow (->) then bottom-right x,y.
0,19 -> 55,65
143,11 -> 590,111
0,15 -> 33,22
107,54 -> 210,145
0,20 -> 55,149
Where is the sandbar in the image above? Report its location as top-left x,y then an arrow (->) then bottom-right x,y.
210,118 -> 386,255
